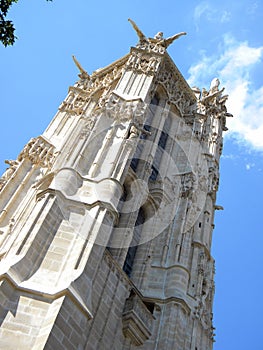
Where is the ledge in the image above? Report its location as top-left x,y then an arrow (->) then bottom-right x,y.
0,272 -> 93,320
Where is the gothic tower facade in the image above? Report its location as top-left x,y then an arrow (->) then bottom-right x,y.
0,23 -> 231,350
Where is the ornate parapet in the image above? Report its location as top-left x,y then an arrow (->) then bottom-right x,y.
122,290 -> 154,346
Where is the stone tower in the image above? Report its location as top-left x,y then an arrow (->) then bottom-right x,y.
0,20 -> 231,350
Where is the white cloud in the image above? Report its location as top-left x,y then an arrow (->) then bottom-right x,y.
187,35 -> 263,151
194,2 -> 210,22
220,10 -> 231,23
246,163 -> 255,170
247,1 -> 259,15
193,2 -> 231,27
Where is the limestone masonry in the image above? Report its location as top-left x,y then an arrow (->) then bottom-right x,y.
0,20 -> 232,349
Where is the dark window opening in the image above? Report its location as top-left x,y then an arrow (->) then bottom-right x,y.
149,165 -> 159,181
123,208 -> 145,277
158,130 -> 168,150
130,157 -> 139,172
123,246 -> 137,277
151,93 -> 160,106
143,301 -> 155,314
140,123 -> 151,140
150,93 -> 160,114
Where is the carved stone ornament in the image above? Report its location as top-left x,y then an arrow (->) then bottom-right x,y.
59,64 -> 125,117
128,18 -> 186,55
126,49 -> 162,75
59,87 -> 88,115
208,165 -> 219,194
181,172 -> 196,198
197,78 -> 233,122
76,65 -> 123,95
122,290 -> 154,346
92,91 -> 147,125
18,136 -> 57,169
80,116 -> 97,138
194,252 -> 215,337
156,58 -> 196,115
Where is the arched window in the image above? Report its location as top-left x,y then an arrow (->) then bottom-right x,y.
123,207 -> 145,277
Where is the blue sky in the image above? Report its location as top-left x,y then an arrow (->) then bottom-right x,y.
1,1 -> 263,349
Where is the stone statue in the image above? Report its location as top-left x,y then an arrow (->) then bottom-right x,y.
1,160 -> 19,181
72,55 -> 90,80
155,31 -> 187,48
128,18 -> 186,49
0,160 -> 19,191
128,125 -> 140,139
128,18 -> 147,43
209,78 -> 220,94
